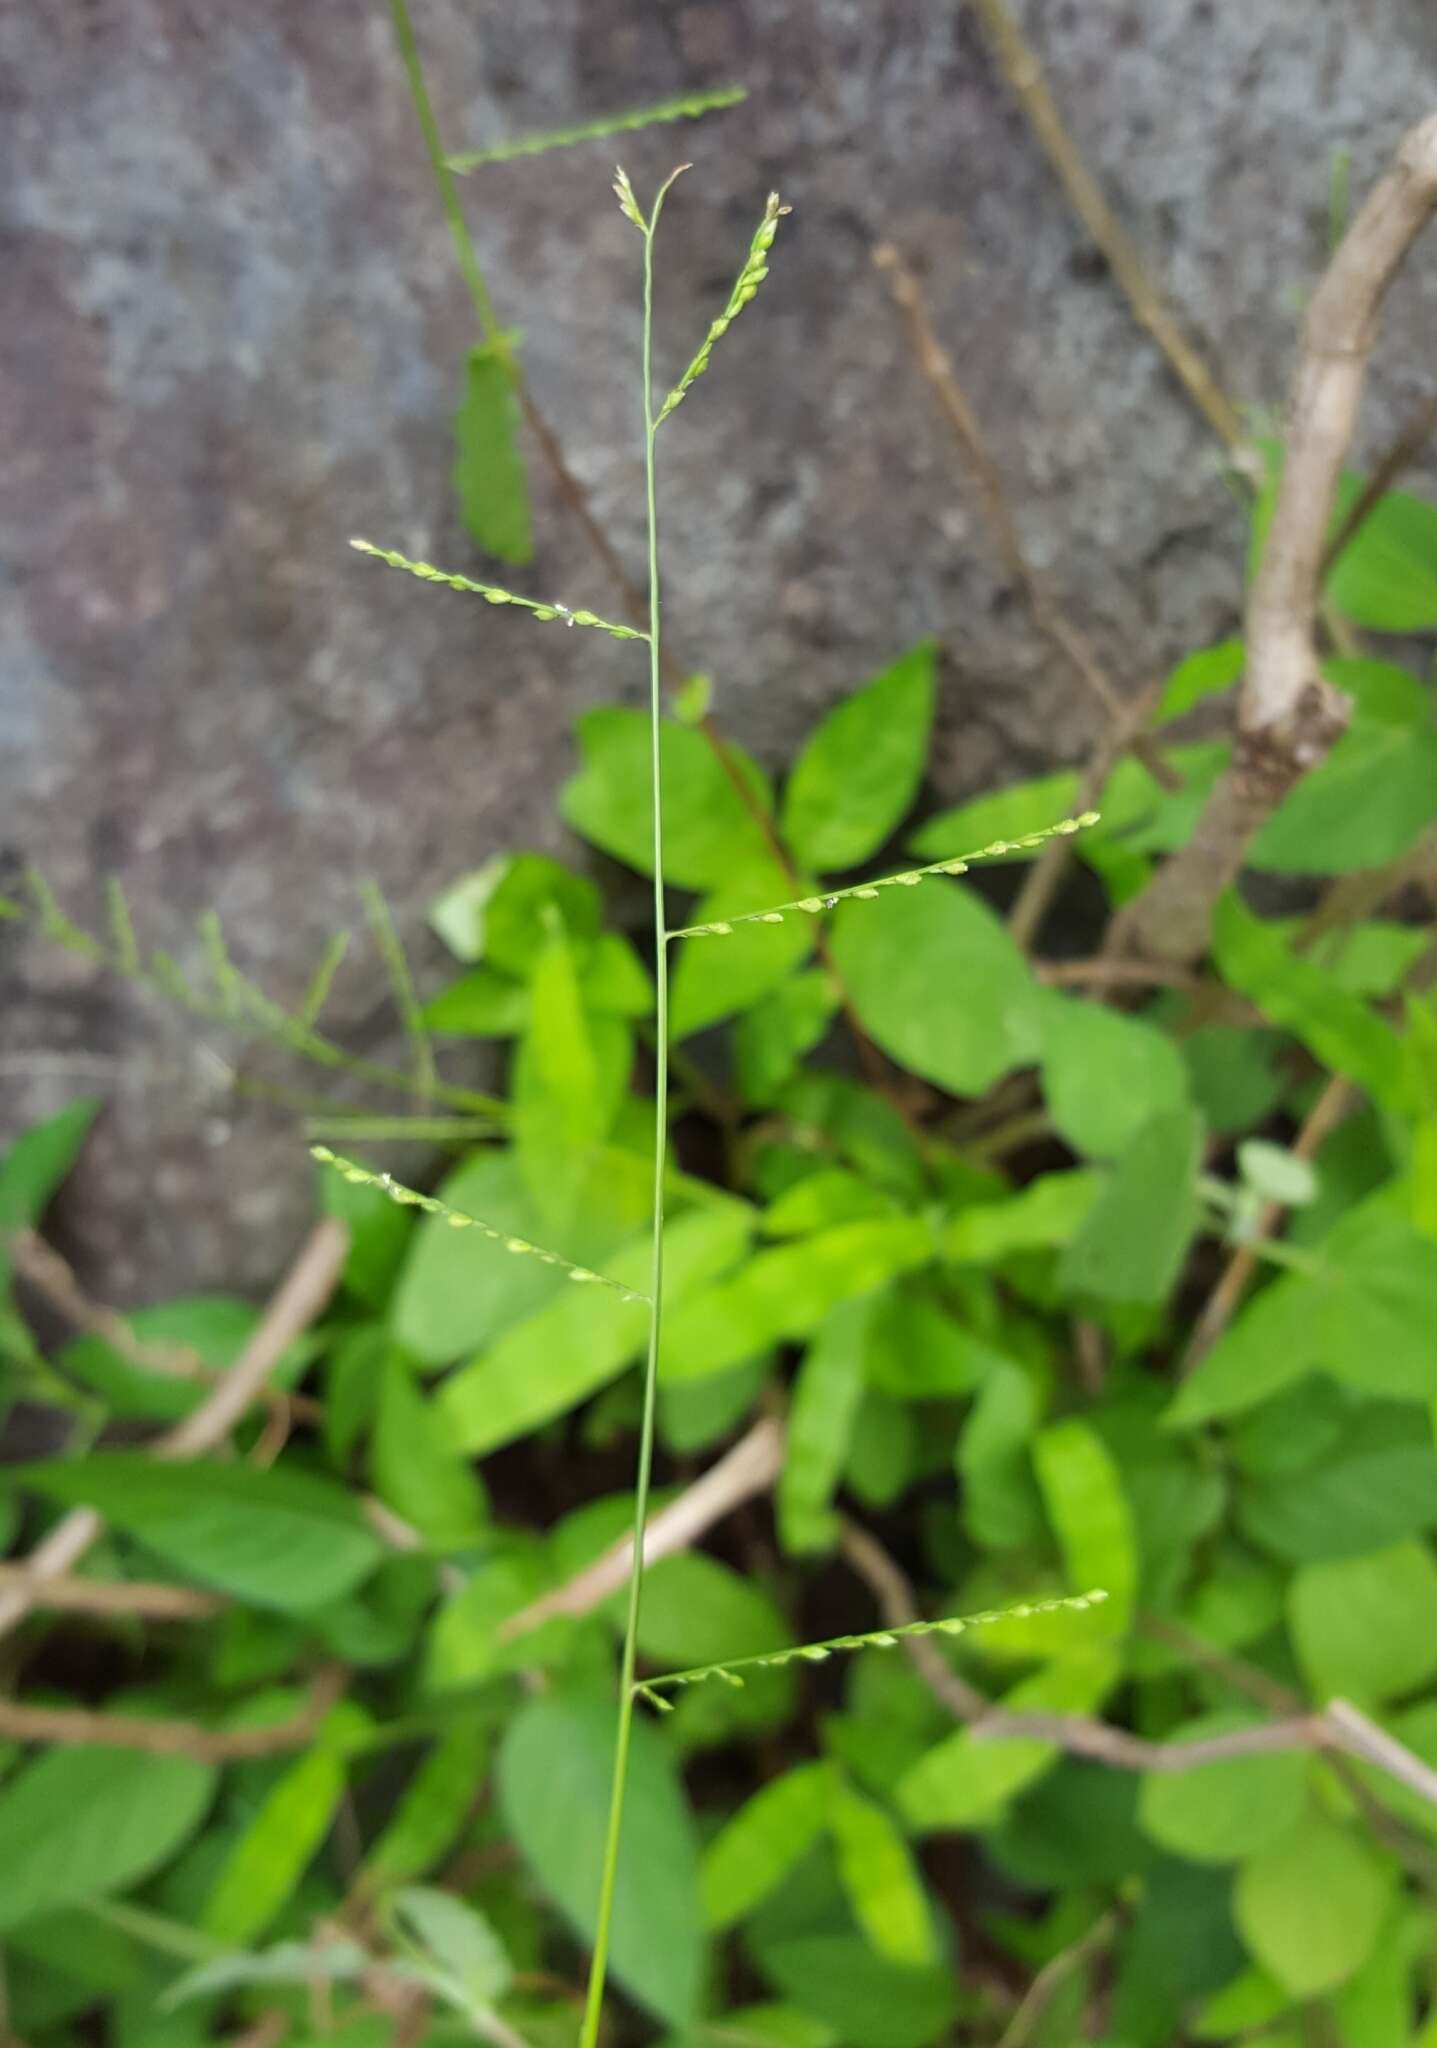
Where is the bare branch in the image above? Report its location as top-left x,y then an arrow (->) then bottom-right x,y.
502,1418 -> 785,1641
0,1565 -> 223,1621
0,1219 -> 350,1641
0,1667 -> 343,1761
967,0 -> 1246,452
994,1910 -> 1121,2048
1118,113 -> 1437,962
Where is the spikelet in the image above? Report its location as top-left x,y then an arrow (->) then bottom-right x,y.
310,1147 -> 650,1304
669,812 -> 1103,939
656,191 -> 791,425
612,165 -> 647,234
350,539 -> 648,642
634,1589 -> 1109,1710
447,88 -> 746,174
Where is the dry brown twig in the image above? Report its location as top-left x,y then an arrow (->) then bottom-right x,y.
967,0 -> 1246,455
839,1521 -> 1437,1813
0,1216 -> 351,1642
0,1666 -> 344,1763
1118,112 -> 1437,962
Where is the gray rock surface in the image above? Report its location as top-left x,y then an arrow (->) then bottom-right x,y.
3,0 -> 1436,1300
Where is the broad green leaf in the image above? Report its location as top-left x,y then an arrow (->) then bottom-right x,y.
618,1550 -> 789,1670
703,1763 -> 832,1929
659,1355 -> 767,1453
843,1388 -> 917,1509
908,771 -> 1082,865
745,1851 -> 957,2048
763,1169 -> 898,1237
735,971 -> 841,1106
319,1165 -> 413,1308
1240,1428 -> 1437,1562
1252,658 -> 1437,873
1039,993 -> 1190,1159
371,1349 -> 488,1549
1032,1418 -> 1137,1631
203,1739 -> 347,1943
827,1774 -> 936,1968
0,1096 -> 100,1231
428,852 -> 600,972
1060,1105 -> 1202,1303
1213,891 -> 1404,1105
1192,1966 -> 1290,2040
1289,1540 -> 1437,1703
0,1748 -> 214,1933
392,1883 -> 511,2011
1111,1860 -> 1248,2048
1181,1024 -> 1286,1135
498,1690 -> 703,2026
700,2004 -> 838,2047
1235,1812 -> 1391,1997
986,1760 -> 1154,1890
14,1454 -> 383,1611
438,1200 -> 752,1452
1137,1712 -> 1307,1862
561,707 -> 773,888
782,645 -> 935,872
661,1217 -> 932,1382
898,1651 -> 1121,1829
1327,486 -> 1437,630
864,1284 -> 999,1398
830,882 -> 1042,1097
943,1168 -> 1103,1262
670,852 -> 816,1039
513,930 -> 623,1203
957,1359 -> 1045,1552
421,964 -> 529,1036
453,342 -> 532,565
390,1149 -> 639,1366
1153,638 -> 1245,722
58,1296 -> 276,1426
780,1072 -> 926,1202
1172,1201 -> 1437,1426
364,1723 -> 490,1885
778,1296 -> 874,1553
581,931 -> 655,1016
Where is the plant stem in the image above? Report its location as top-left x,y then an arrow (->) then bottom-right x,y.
578,174 -> 678,2048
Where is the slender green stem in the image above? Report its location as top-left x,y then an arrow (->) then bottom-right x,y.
578,176 -> 679,2048
387,0 -> 506,357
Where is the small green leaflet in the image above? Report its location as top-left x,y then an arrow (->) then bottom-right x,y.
452,343 -> 532,565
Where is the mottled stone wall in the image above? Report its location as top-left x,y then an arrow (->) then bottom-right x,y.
3,0 -> 1435,1298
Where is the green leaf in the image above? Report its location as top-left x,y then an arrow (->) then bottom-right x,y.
1252,658 -> 1437,873
1289,1540 -> 1437,1703
621,1551 -> 789,1671
1213,892 -> 1404,1105
763,1169 -> 898,1236
392,1884 -> 512,2012
14,1454 -> 384,1611
898,1651 -> 1121,1829
58,1296 -> 277,1426
830,882 -> 1042,1097
390,1149 -> 639,1366
371,1349 -> 488,1548
702,1764 -> 832,1930
1032,1418 -> 1137,1632
778,1297 -> 874,1553
1172,1202 -> 1437,1426
513,929 -> 623,1202
735,971 -> 840,1106
1240,1424 -> 1437,1562
364,1723 -> 491,1885
203,1739 -> 347,1944
943,1168 -> 1103,1263
1153,638 -> 1245,722
319,1165 -> 413,1308
1039,993 -> 1191,1159
1234,1812 -> 1391,1997
843,1389 -> 916,1509
1327,486 -> 1437,630
0,1748 -> 214,1933
660,1217 -> 932,1383
782,645 -> 935,872
497,1690 -> 703,2026
827,1774 -> 936,1968
1137,1712 -> 1308,1862
438,1200 -> 752,1452
1060,1105 -> 1202,1304
957,1359 -> 1045,1552
670,852 -> 816,1039
1181,1024 -> 1286,1136
0,1096 -> 100,1231
452,342 -> 532,565
420,964 -> 529,1036
908,770 -> 1082,865
864,1284 -> 998,1398
428,852 -> 601,972
561,707 -> 773,888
